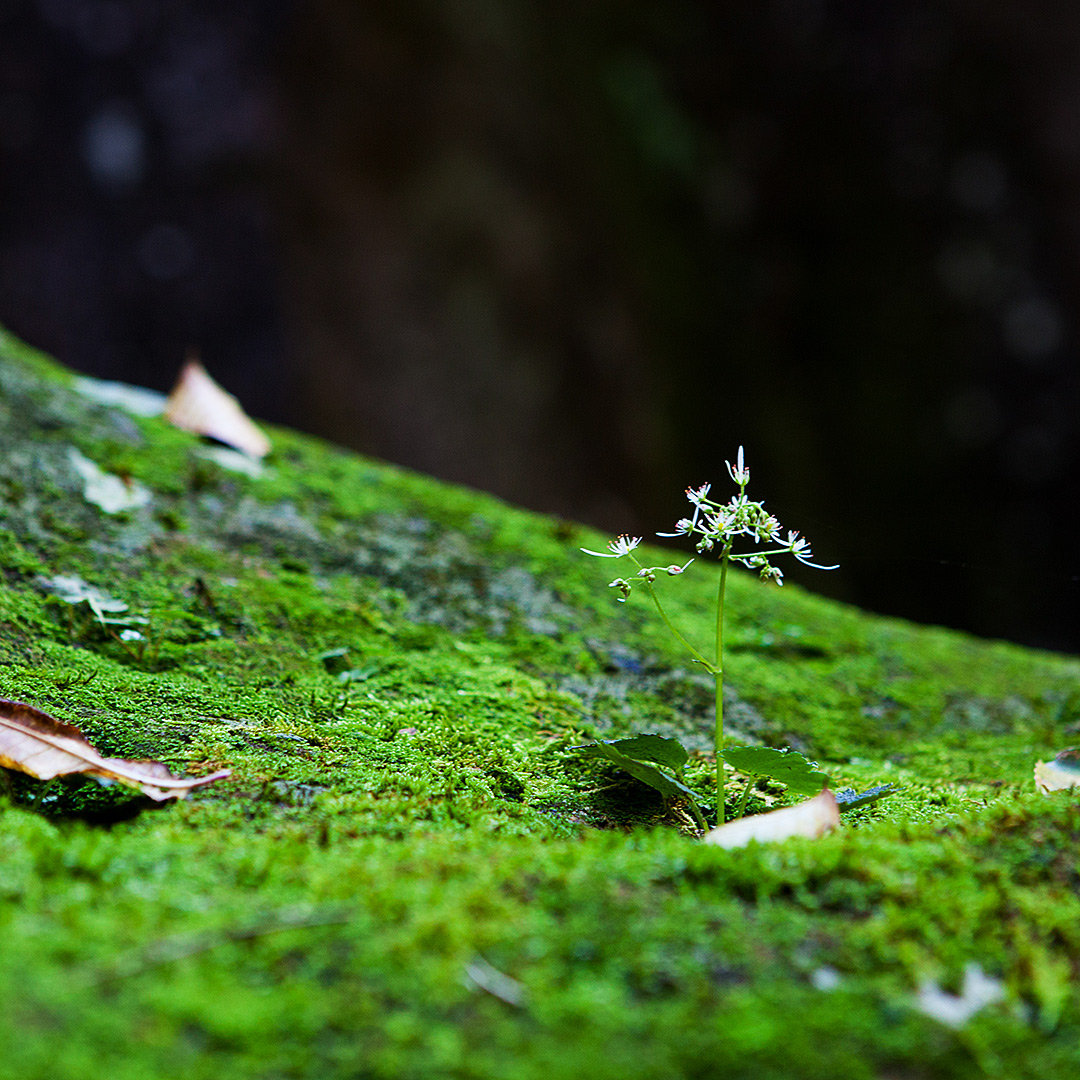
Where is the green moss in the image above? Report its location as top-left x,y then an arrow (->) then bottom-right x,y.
1,327 -> 1079,1078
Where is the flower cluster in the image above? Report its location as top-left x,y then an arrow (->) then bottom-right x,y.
580,534 -> 694,602
582,446 -> 836,592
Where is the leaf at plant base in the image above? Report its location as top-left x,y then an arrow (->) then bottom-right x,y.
703,789 -> 840,849
0,699 -> 230,801
834,784 -> 896,811
1034,749 -> 1080,793
722,745 -> 830,795
574,741 -> 699,803
585,734 -> 689,771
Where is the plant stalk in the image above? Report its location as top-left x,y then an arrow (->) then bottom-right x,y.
640,579 -> 715,673
684,796 -> 707,835
733,775 -> 754,819
715,545 -> 730,823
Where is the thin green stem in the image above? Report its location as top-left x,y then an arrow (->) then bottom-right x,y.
728,547 -> 792,561
733,775 -> 754,820
640,579 -> 716,673
683,795 -> 707,835
33,777 -> 57,812
715,545 -> 731,823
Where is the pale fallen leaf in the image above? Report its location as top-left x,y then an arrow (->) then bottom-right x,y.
702,788 -> 840,849
0,699 -> 230,801
1034,749 -> 1080,793
68,448 -> 152,514
197,445 -> 265,478
37,574 -> 147,630
74,376 -> 168,417
164,358 -> 271,458
39,574 -> 129,615
915,963 -> 1004,1028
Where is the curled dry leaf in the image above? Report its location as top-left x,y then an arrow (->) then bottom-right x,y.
703,788 -> 840,849
1034,749 -> 1080,793
164,358 -> 271,458
0,699 -> 230,801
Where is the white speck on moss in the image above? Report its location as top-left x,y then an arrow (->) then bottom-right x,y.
915,964 -> 1004,1028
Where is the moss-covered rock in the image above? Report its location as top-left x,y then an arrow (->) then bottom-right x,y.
1,326 -> 1078,1079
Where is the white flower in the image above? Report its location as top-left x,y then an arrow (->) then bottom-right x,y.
782,529 -> 839,570
757,514 -> 780,541
657,517 -> 694,538
765,566 -> 784,585
581,534 -> 642,558
726,446 -> 750,486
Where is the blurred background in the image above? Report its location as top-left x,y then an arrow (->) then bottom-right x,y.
1,0 -> 1078,652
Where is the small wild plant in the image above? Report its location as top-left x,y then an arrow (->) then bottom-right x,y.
579,447 -> 839,830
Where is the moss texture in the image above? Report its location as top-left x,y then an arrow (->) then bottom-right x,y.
0,325 -> 1078,1079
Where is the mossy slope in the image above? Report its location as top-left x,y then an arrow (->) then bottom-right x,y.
0,327 -> 1078,1079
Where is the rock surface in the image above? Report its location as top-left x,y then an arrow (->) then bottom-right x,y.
1,326 -> 1079,1079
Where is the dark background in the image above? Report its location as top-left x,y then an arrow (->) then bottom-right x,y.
1,0 -> 1078,652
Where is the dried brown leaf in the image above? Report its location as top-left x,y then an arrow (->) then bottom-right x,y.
0,699 -> 230,801
164,357 -> 271,458
703,788 -> 840,849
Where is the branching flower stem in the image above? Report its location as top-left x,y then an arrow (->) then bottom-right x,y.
633,568 -> 715,673
580,446 -> 837,833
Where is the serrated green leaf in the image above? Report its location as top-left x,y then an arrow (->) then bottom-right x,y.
588,734 -> 689,771
721,745 -> 830,795
575,741 -> 700,803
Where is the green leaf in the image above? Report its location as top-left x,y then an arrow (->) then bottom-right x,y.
574,740 -> 699,803
317,646 -> 351,673
834,784 -> 895,811
721,745 -> 830,796
590,734 -> 689,771
337,664 -> 380,684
